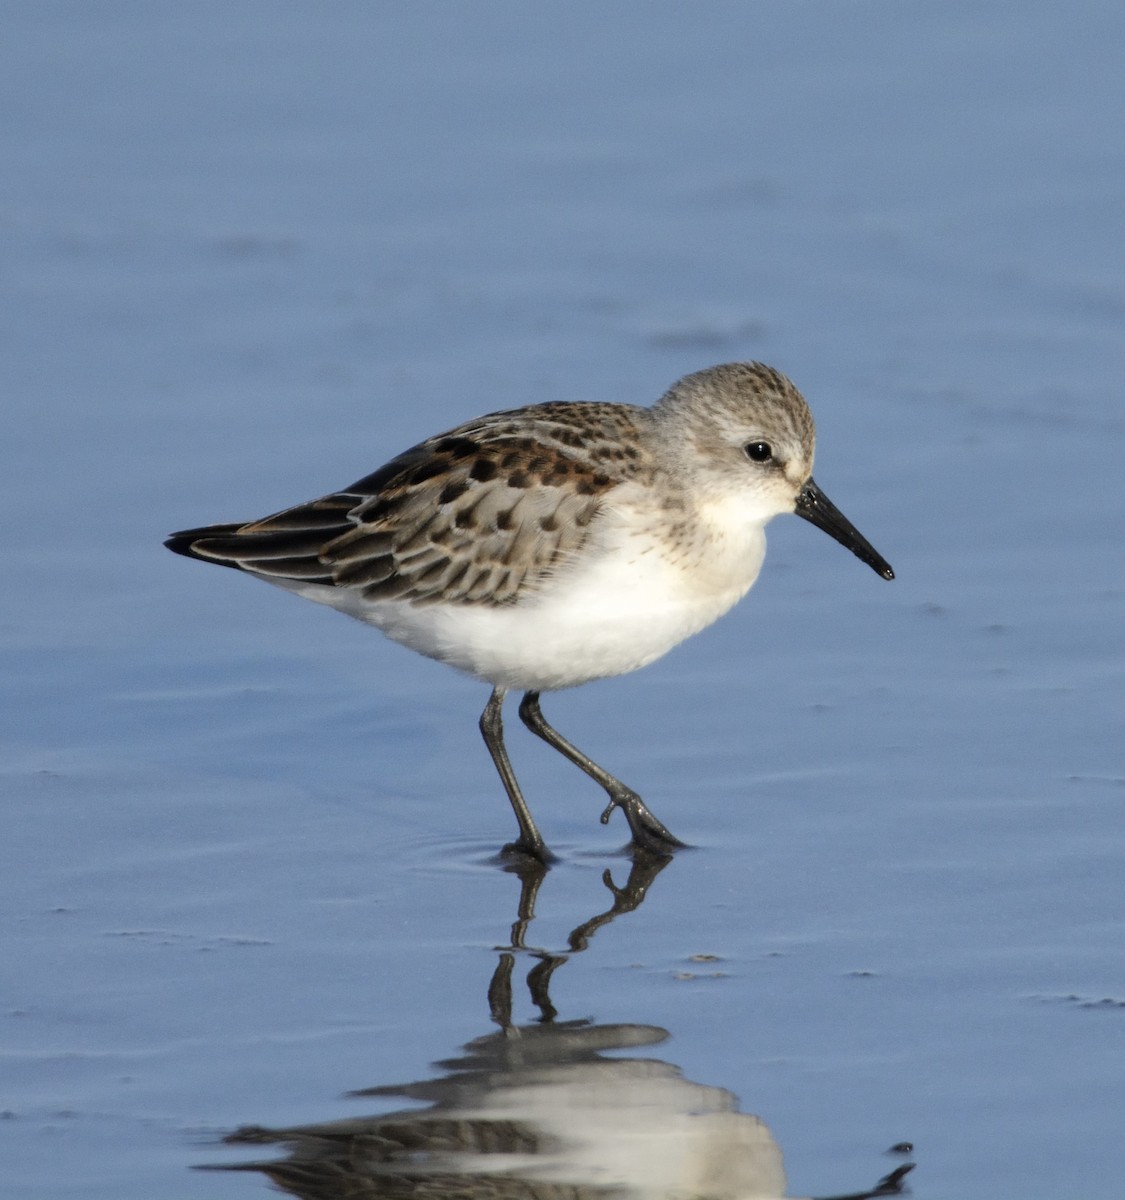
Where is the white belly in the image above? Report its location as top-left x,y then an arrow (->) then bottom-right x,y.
374,559 -> 756,690
328,509 -> 767,691
264,489 -> 771,692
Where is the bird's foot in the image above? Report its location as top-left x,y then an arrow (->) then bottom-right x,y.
599,789 -> 688,855
497,836 -> 559,867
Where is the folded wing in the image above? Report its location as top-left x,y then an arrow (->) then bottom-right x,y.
166,417 -> 627,607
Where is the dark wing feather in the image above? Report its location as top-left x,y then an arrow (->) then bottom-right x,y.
165,404 -> 642,607
164,495 -> 359,585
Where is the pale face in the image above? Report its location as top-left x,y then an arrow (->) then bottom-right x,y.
651,362 -> 892,580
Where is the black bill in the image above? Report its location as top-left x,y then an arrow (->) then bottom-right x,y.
795,478 -> 894,580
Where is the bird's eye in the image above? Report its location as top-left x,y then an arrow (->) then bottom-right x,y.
744,442 -> 773,463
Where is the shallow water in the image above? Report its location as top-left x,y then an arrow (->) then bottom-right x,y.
3,3 -> 1125,1197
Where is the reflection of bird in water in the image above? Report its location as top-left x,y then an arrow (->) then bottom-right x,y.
205,859 -> 914,1200
213,1019 -> 912,1199
217,1019 -> 787,1199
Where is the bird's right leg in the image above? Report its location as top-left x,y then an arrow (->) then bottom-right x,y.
479,686 -> 553,863
517,690 -> 686,855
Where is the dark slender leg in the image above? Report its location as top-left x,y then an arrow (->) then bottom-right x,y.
479,686 -> 552,862
517,691 -> 686,854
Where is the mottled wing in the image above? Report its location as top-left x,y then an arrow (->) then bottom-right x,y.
166,403 -> 644,607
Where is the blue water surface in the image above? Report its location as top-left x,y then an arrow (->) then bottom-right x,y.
2,4 -> 1124,1198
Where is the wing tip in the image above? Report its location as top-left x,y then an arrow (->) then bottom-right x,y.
164,524 -> 245,568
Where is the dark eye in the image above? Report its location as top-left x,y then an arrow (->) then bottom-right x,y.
744,441 -> 773,463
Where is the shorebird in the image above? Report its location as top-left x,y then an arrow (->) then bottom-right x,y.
166,362 -> 893,861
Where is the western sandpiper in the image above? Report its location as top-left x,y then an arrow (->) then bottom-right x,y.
166,362 -> 893,861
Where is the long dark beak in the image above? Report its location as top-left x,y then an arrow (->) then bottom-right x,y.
795,478 -> 894,580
